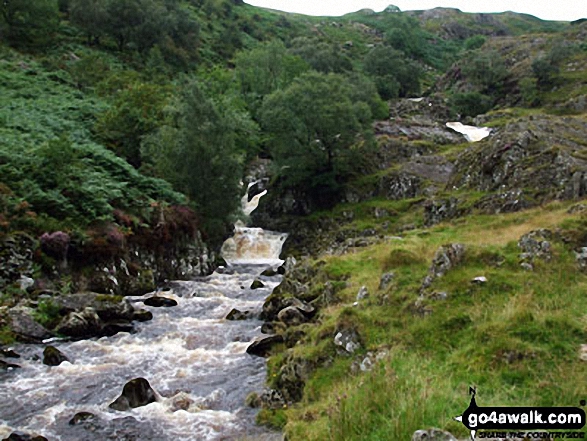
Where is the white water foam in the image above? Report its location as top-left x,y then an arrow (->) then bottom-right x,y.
0,187 -> 285,440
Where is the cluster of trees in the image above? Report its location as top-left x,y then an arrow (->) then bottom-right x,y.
1,0 -> 60,47
1,0 -> 199,67
1,0 -> 461,239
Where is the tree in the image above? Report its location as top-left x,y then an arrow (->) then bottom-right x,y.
96,82 -> 171,168
235,41 -> 309,118
70,0 -> 109,45
1,0 -> 59,47
289,37 -> 353,74
142,81 -> 253,240
364,46 -> 422,99
461,50 -> 508,96
449,92 -> 493,118
260,72 -> 375,208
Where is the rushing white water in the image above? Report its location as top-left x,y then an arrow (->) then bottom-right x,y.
446,121 -> 492,142
0,190 -> 286,441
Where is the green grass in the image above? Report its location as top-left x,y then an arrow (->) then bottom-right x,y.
266,199 -> 587,440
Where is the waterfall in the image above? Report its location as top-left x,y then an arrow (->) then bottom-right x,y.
0,186 -> 285,441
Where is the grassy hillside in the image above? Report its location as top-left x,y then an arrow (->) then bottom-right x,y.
258,194 -> 587,440
2,1 -> 587,438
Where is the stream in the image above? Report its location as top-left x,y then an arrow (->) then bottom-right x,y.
0,189 -> 286,441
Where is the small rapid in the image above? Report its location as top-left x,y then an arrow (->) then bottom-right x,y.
0,187 -> 286,441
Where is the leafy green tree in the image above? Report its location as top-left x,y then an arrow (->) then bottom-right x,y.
142,81 -> 254,239
1,0 -> 59,47
364,46 -> 422,99
289,37 -> 353,74
259,72 -> 375,207
235,41 -> 309,118
384,16 -> 425,59
96,82 -> 171,168
70,0 -> 109,45
449,92 -> 493,118
464,35 -> 486,51
461,50 -> 508,96
531,57 -> 559,90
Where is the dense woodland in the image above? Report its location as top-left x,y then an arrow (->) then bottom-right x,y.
1,0 -> 576,243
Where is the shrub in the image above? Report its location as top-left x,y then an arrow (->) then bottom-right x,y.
39,231 -> 70,259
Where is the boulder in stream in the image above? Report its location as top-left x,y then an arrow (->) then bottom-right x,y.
0,348 -> 20,358
2,432 -> 48,441
246,335 -> 284,357
109,378 -> 158,411
42,345 -> 70,366
132,309 -> 153,322
250,279 -> 265,289
226,308 -> 251,320
68,411 -> 97,426
0,359 -> 20,370
7,307 -> 51,343
143,296 -> 178,307
55,307 -> 102,338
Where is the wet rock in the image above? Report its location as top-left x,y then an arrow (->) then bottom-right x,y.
246,335 -> 284,357
132,309 -> 153,322
260,268 -> 278,277
250,279 -> 265,290
0,348 -> 20,358
225,308 -> 250,320
261,295 -> 314,322
2,432 -> 48,441
101,322 -> 135,336
43,345 -> 70,366
53,293 -> 135,323
334,329 -> 361,354
170,392 -> 194,412
143,296 -> 177,307
69,412 -> 96,425
379,272 -> 395,290
277,306 -> 307,326
356,285 -> 369,301
8,307 -> 51,343
55,307 -> 101,338
411,428 -> 458,441
109,378 -> 158,411
0,359 -> 20,370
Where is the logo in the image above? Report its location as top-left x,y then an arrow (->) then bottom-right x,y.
454,387 -> 586,440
